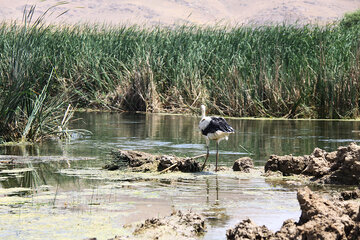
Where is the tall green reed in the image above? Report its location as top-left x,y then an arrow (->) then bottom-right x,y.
1,14 -> 359,119
0,5 -> 72,142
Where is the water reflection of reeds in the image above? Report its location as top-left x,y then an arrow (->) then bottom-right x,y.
2,112 -> 360,185
68,112 -> 360,165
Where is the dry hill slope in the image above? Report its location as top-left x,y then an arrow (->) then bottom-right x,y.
0,0 -> 359,26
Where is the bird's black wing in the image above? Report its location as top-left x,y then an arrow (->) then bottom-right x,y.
202,117 -> 234,135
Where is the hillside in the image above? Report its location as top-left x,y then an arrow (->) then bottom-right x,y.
1,0 -> 359,26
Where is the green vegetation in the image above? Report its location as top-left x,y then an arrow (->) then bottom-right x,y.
0,6 -> 73,142
1,9 -> 360,143
340,9 -> 360,29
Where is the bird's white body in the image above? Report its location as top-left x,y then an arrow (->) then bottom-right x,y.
198,105 -> 234,171
199,117 -> 230,141
207,131 -> 230,142
198,116 -> 211,133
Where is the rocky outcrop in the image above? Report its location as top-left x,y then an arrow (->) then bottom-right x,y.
265,155 -> 309,175
233,157 -> 254,172
97,210 -> 205,240
340,189 -> 360,201
295,187 -> 360,239
226,187 -> 360,240
226,218 -> 273,239
104,150 -> 159,172
105,150 -> 201,173
265,143 -> 360,185
157,155 -> 201,172
125,210 -> 205,240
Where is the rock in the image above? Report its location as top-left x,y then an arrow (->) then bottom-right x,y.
227,187 -> 360,240
226,218 -> 274,240
295,187 -> 360,239
158,156 -> 201,172
132,210 -> 206,239
157,155 -> 177,171
265,143 -> 360,185
226,220 -> 273,240
297,187 -> 342,224
106,150 -> 201,173
340,189 -> 360,200
325,143 -> 360,185
273,219 -> 297,239
110,150 -> 156,168
105,150 -> 161,172
265,155 -> 308,176
312,147 -> 326,158
325,150 -> 338,162
233,157 -> 254,172
302,156 -> 330,177
177,158 -> 201,172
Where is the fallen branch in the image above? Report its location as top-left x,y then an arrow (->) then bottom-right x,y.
190,154 -> 206,160
159,163 -> 178,174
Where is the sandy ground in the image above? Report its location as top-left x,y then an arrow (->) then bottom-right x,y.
0,0 -> 359,26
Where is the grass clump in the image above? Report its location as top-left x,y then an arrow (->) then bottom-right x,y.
1,8 -> 360,122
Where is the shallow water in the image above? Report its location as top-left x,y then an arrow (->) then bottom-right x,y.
1,112 -> 359,239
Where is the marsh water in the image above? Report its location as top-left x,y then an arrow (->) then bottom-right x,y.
1,112 -> 360,239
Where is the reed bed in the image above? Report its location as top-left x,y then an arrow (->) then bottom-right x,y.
0,7 -> 73,142
1,16 -> 360,124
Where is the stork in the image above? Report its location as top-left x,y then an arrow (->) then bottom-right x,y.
199,105 -> 234,172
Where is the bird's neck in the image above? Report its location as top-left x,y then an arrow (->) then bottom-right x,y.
201,109 -> 206,118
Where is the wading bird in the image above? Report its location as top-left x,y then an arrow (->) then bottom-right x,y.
199,105 -> 234,171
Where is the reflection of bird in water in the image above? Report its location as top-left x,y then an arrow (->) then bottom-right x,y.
204,176 -> 230,225
199,105 -> 234,171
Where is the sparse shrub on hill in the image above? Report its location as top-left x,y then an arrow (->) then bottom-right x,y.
340,9 -> 360,29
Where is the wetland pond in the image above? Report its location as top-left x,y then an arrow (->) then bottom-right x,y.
1,112 -> 360,239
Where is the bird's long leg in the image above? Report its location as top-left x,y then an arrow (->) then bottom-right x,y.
201,138 -> 210,171
215,141 -> 219,172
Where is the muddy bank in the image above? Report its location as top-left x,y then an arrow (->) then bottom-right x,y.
233,157 -> 254,172
265,142 -> 360,185
105,150 -> 202,173
103,210 -> 205,240
227,186 -> 360,239
105,150 -> 256,174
